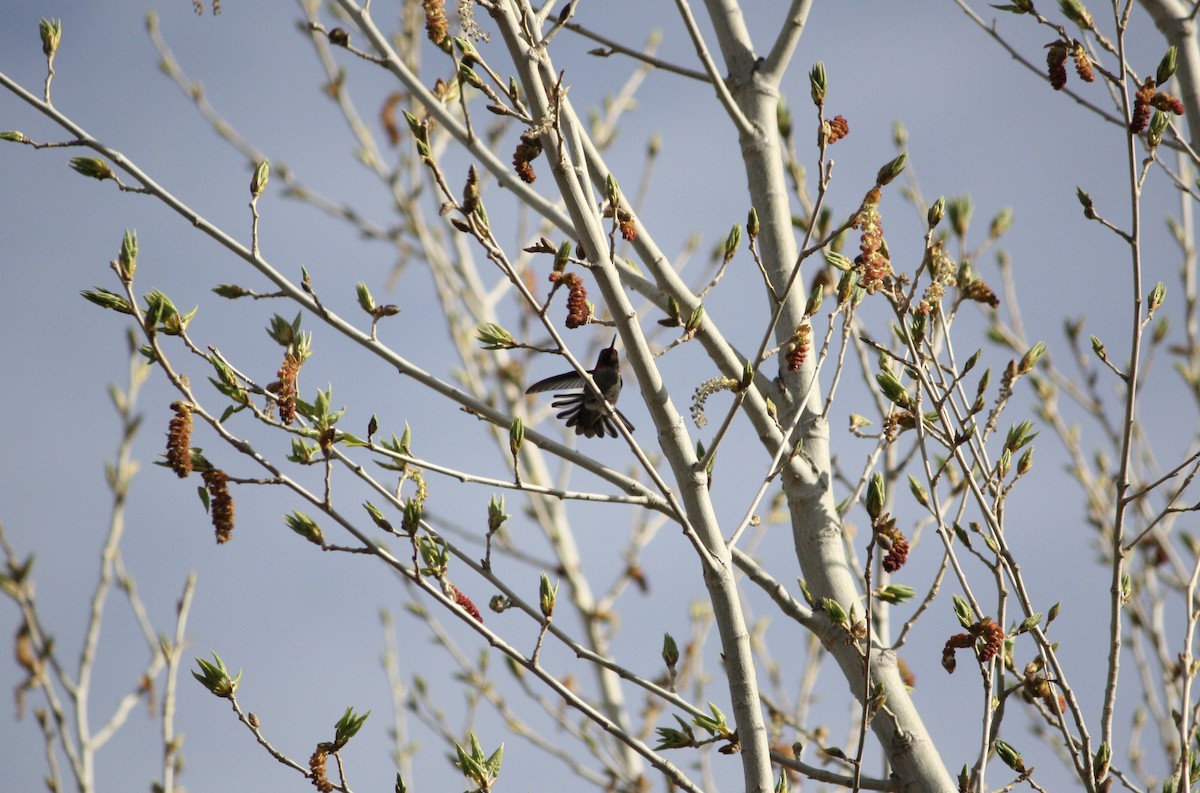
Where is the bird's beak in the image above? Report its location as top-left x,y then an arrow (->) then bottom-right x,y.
609,334 -> 618,349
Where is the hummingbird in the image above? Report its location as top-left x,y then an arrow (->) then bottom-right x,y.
525,337 -> 633,439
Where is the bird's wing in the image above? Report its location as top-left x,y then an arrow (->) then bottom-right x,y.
525,371 -> 587,394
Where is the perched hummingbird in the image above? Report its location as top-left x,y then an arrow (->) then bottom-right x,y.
525,337 -> 633,439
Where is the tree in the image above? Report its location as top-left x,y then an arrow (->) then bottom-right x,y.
2,1 -> 1199,792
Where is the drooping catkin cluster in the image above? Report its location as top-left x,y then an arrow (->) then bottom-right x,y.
1132,77 -> 1155,133
423,0 -> 448,46
1131,77 -> 1186,134
1046,42 -> 1068,90
617,209 -> 637,242
1046,40 -> 1093,90
309,744 -> 334,793
822,114 -> 850,145
873,514 -> 910,573
203,469 -> 235,544
444,580 -> 483,622
690,376 -> 739,428
786,323 -> 812,372
854,187 -> 891,294
512,132 -> 542,184
959,274 -> 999,308
941,617 -> 1005,674
275,351 -> 302,425
553,271 -> 590,328
1072,42 -> 1094,82
165,401 -> 193,478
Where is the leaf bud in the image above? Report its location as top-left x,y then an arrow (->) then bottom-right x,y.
539,572 -> 557,618
875,152 -> 907,186
865,472 -> 885,521
117,229 -> 138,281
250,158 -> 270,198
509,417 -> 524,458
69,157 -> 114,181
1157,45 -> 1178,85
662,633 -> 679,668
747,207 -> 760,239
723,224 -> 741,264
808,61 -> 826,105
927,196 -> 945,228
39,18 -> 62,58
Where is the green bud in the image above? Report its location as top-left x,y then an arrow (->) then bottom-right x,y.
1004,420 -> 1037,452
836,270 -> 855,304
509,418 -> 524,458
927,196 -> 945,228
0,131 -> 26,143
989,207 -> 1013,239
539,572 -> 558,618
1017,448 -> 1034,476
1077,187 -> 1096,219
875,583 -> 917,604
865,472 -> 885,521
747,207 -> 760,239
947,195 -> 973,238
69,157 -> 114,181
363,501 -> 394,533
402,499 -> 423,536
824,250 -> 853,271
116,229 -> 138,281
952,594 -> 973,628
1018,341 -> 1045,374
808,61 -> 826,105
457,62 -> 483,89
776,100 -> 792,139
1157,45 -> 1178,85
192,651 -> 241,698
213,284 -> 251,299
1059,0 -> 1093,28
476,322 -> 516,350
1017,612 -> 1042,633
250,158 -> 270,198
821,597 -> 848,627
995,739 -> 1026,773
331,707 -> 370,751
605,174 -> 620,206
39,18 -> 62,58
723,224 -> 741,264
875,369 -> 911,409
875,152 -> 907,186
804,284 -> 824,318
81,287 -> 134,315
487,495 -> 508,533
553,240 -> 571,272
356,281 -> 376,312
1093,742 -> 1111,781
740,359 -> 754,389
911,313 -> 927,346
1148,110 -> 1169,148
662,633 -> 679,667
908,474 -> 929,509
285,510 -> 324,545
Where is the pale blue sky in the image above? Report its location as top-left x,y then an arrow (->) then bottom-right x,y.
0,2 -> 1188,791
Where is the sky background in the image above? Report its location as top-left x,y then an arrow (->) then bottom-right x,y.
0,1 -> 1193,791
